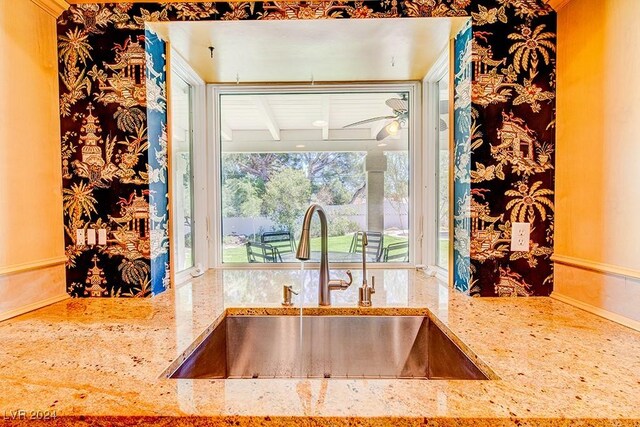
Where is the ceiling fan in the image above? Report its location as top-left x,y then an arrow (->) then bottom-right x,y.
342,95 -> 409,141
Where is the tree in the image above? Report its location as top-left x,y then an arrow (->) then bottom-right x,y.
222,153 -> 287,183
222,177 -> 263,238
384,152 -> 409,232
222,152 -> 367,206
222,178 -> 262,217
263,168 -> 311,233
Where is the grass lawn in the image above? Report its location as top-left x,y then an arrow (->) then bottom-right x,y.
222,234 -> 409,263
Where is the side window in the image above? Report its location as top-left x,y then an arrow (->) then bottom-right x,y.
170,74 -> 195,272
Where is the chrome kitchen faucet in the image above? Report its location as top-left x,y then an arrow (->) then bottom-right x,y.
296,204 -> 352,306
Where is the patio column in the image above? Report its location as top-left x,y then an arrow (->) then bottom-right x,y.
365,152 -> 387,232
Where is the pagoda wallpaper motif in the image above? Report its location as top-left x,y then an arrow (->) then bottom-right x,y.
57,0 -> 556,298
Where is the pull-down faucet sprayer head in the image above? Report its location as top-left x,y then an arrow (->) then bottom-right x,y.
296,204 -> 325,261
296,232 -> 311,260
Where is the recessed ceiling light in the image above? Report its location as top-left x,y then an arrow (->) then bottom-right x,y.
296,144 -> 306,148
312,120 -> 328,127
377,143 -> 387,147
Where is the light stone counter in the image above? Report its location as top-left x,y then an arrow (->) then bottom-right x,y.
0,268 -> 639,426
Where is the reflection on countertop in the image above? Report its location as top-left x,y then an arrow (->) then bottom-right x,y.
1,268 -> 639,426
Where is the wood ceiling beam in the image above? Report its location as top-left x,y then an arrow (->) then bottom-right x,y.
252,97 -> 281,141
220,121 -> 233,141
320,95 -> 330,141
228,128 -> 371,142
224,139 -> 406,154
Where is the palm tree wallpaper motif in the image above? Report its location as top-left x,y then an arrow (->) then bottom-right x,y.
57,0 -> 556,298
508,24 -> 556,73
506,181 -> 554,223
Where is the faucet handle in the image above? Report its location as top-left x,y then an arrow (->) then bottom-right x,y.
358,275 -> 375,307
282,285 -> 298,306
328,270 -> 353,290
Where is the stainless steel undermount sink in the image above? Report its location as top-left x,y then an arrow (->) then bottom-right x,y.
170,316 -> 488,380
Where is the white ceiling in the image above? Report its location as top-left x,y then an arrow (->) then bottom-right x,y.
163,18 -> 461,153
219,92 -> 410,153
221,92 -> 401,131
151,17 -> 468,83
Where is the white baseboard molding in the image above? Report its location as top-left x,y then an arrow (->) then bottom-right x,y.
0,293 -> 70,323
551,292 -> 640,332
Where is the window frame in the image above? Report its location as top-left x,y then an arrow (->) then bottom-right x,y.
422,48 -> 451,281
169,49 -> 208,284
207,82 -> 422,270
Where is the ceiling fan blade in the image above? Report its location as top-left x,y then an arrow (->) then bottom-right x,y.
376,126 -> 389,141
343,115 -> 396,128
385,98 -> 408,112
376,126 -> 390,141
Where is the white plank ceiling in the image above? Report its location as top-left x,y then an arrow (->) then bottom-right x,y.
152,17 -> 468,83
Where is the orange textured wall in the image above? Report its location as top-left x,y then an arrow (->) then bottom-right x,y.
0,0 -> 67,319
554,0 -> 640,327
555,0 -> 640,269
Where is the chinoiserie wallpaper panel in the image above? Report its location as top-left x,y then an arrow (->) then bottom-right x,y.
57,0 -> 556,298
453,20 -> 472,294
467,5 -> 556,297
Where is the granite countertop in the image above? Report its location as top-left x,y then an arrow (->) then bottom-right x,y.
1,268 -> 639,426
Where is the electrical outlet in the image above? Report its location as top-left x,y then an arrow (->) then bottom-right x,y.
510,222 -> 530,251
75,229 -> 85,247
98,229 -> 107,245
86,229 -> 96,246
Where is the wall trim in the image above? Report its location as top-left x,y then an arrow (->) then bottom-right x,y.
0,293 -> 70,323
0,256 -> 67,278
170,49 -> 206,86
31,0 -> 69,18
552,254 -> 640,281
551,292 -> 640,333
546,0 -> 572,11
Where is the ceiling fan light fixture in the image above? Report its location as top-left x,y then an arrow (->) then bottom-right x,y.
385,120 -> 400,135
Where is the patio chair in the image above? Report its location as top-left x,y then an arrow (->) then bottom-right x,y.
260,230 -> 296,255
381,241 -> 409,263
246,241 -> 283,263
349,231 -> 384,262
